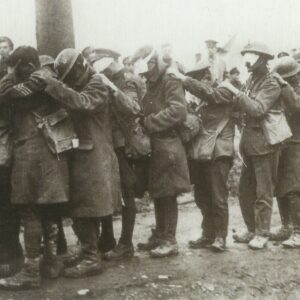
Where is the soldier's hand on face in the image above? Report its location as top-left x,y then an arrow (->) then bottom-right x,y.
30,68 -> 56,84
96,73 -> 118,92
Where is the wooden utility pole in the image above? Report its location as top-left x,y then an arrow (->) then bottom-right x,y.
35,0 -> 75,58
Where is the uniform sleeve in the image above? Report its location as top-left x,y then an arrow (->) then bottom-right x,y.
281,84 -> 300,112
183,77 -> 233,104
144,76 -> 187,133
183,77 -> 214,99
45,74 -> 109,112
112,79 -> 141,118
235,76 -> 281,117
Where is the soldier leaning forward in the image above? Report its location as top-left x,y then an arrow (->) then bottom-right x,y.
138,49 -> 191,258
90,49 -> 144,260
168,61 -> 236,252
32,49 -> 122,278
0,36 -> 23,279
0,46 -> 71,290
223,42 -> 289,250
272,56 -> 300,248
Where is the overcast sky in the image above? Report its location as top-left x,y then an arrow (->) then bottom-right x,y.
1,0 -> 300,67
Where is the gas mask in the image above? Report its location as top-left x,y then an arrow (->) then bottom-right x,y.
243,53 -> 259,72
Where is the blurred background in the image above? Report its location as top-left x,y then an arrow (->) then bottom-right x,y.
1,0 -> 300,74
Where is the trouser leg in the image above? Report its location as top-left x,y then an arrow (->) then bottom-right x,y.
73,218 -> 100,262
288,192 -> 300,232
119,190 -> 137,246
210,158 -> 232,238
154,198 -> 165,235
42,219 -> 59,260
193,162 -> 214,238
252,152 -> 279,236
277,196 -> 291,227
100,215 -> 114,243
56,217 -> 67,255
0,167 -> 22,263
19,207 -> 43,259
239,157 -> 256,233
163,196 -> 178,241
116,148 -> 137,246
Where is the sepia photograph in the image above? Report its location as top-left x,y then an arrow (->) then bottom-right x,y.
0,0 -> 300,299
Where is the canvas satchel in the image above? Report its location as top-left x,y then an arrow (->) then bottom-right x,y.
262,109 -> 292,145
187,115 -> 230,161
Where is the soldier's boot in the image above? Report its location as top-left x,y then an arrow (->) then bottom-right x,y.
40,223 -> 64,279
115,195 -> 136,255
64,218 -> 103,278
103,243 -> 134,261
269,225 -> 292,241
282,232 -> 300,248
150,197 -> 179,258
138,198 -> 165,251
63,246 -> 82,268
248,235 -> 269,250
137,229 -> 162,251
283,194 -> 300,248
0,256 -> 24,279
211,237 -> 226,252
188,236 -> 214,249
64,258 -> 103,278
105,196 -> 136,260
270,197 -> 292,241
0,257 -> 41,290
149,239 -> 179,258
0,242 -> 24,278
233,229 -> 255,243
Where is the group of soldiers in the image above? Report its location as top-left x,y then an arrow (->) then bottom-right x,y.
0,35 -> 300,290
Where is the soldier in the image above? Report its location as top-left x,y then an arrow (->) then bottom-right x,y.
90,49 -> 142,260
271,56 -> 300,248
137,48 -> 191,257
39,55 -> 68,255
0,46 -> 70,289
205,39 -> 227,85
221,42 -> 285,249
32,48 -> 121,278
0,36 -> 14,78
0,36 -> 23,279
168,61 -> 236,251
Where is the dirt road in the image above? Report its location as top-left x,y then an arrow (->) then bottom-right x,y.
1,197 -> 300,300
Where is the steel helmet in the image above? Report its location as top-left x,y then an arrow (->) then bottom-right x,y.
273,56 -> 300,78
39,55 -> 54,67
241,42 -> 274,60
186,61 -> 210,77
54,48 -> 81,80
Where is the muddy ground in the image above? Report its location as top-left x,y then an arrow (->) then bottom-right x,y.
1,196 -> 300,300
